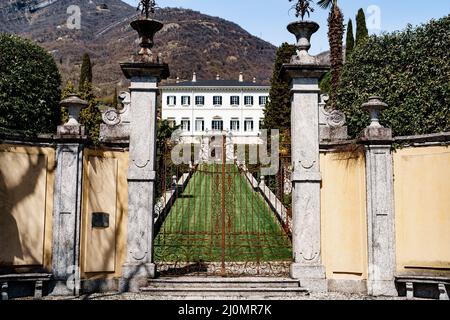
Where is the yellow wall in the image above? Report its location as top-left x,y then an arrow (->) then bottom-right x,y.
80,149 -> 128,279
394,146 -> 450,276
0,144 -> 55,270
320,150 -> 368,280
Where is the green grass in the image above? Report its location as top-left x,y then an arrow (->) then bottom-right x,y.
154,164 -> 292,263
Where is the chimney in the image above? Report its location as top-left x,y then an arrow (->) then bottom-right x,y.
216,74 -> 220,80
239,72 -> 244,82
192,72 -> 197,82
252,77 -> 257,83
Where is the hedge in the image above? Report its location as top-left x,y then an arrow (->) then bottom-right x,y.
336,15 -> 450,137
0,34 -> 61,134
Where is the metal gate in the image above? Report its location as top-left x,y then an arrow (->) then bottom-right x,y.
154,136 -> 292,277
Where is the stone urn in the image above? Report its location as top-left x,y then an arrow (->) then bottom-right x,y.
287,20 -> 320,64
362,96 -> 388,128
130,18 -> 164,62
58,94 -> 88,136
60,94 -> 88,126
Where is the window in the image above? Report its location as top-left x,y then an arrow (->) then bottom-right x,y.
244,119 -> 254,132
213,96 -> 223,106
181,96 -> 191,106
195,118 -> 205,132
259,96 -> 269,106
230,119 -> 240,132
259,118 -> 264,130
167,118 -> 176,128
167,96 -> 176,106
181,119 -> 190,132
195,96 -> 205,106
212,119 -> 224,131
244,96 -> 254,106
230,96 -> 240,106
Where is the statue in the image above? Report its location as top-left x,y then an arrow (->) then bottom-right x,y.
137,0 -> 157,19
289,0 -> 315,20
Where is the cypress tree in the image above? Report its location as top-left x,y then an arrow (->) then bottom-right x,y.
78,53 -> 101,143
355,8 -> 369,46
79,53 -> 92,92
263,43 -> 296,131
345,19 -> 355,59
79,82 -> 102,143
61,80 -> 76,100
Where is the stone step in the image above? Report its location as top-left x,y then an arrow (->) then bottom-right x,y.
140,278 -> 308,300
140,287 -> 309,300
146,277 -> 302,289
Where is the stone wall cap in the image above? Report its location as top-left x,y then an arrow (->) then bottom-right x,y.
394,132 -> 450,144
120,62 -> 170,80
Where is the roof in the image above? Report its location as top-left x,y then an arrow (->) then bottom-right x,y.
162,79 -> 268,88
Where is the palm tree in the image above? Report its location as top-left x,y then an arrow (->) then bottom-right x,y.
317,0 -> 344,108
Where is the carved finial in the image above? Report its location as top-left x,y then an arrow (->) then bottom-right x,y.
362,96 -> 388,128
137,0 -> 157,19
239,72 -> 244,82
289,0 -> 315,20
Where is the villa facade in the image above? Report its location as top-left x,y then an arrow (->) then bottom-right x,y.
161,73 -> 270,144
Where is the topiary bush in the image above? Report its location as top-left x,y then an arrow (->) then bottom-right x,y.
336,15 -> 450,138
0,34 -> 61,135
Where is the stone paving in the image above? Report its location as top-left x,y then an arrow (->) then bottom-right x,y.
15,292 -> 416,300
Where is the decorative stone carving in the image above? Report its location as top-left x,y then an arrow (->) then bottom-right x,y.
102,109 -> 121,126
299,159 -> 316,169
199,135 -> 210,163
225,131 -> 235,163
102,92 -> 131,125
319,94 -> 348,142
100,92 -> 132,142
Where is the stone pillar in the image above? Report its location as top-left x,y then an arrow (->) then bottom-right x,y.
280,21 -> 329,292
117,15 -> 170,292
361,97 -> 397,296
119,64 -> 169,292
51,95 -> 87,295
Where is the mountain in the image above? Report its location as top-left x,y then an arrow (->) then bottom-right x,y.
0,0 -> 277,96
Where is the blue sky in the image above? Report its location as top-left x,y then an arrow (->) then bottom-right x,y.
124,0 -> 449,54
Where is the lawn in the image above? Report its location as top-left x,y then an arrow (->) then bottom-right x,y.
154,164 -> 292,263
